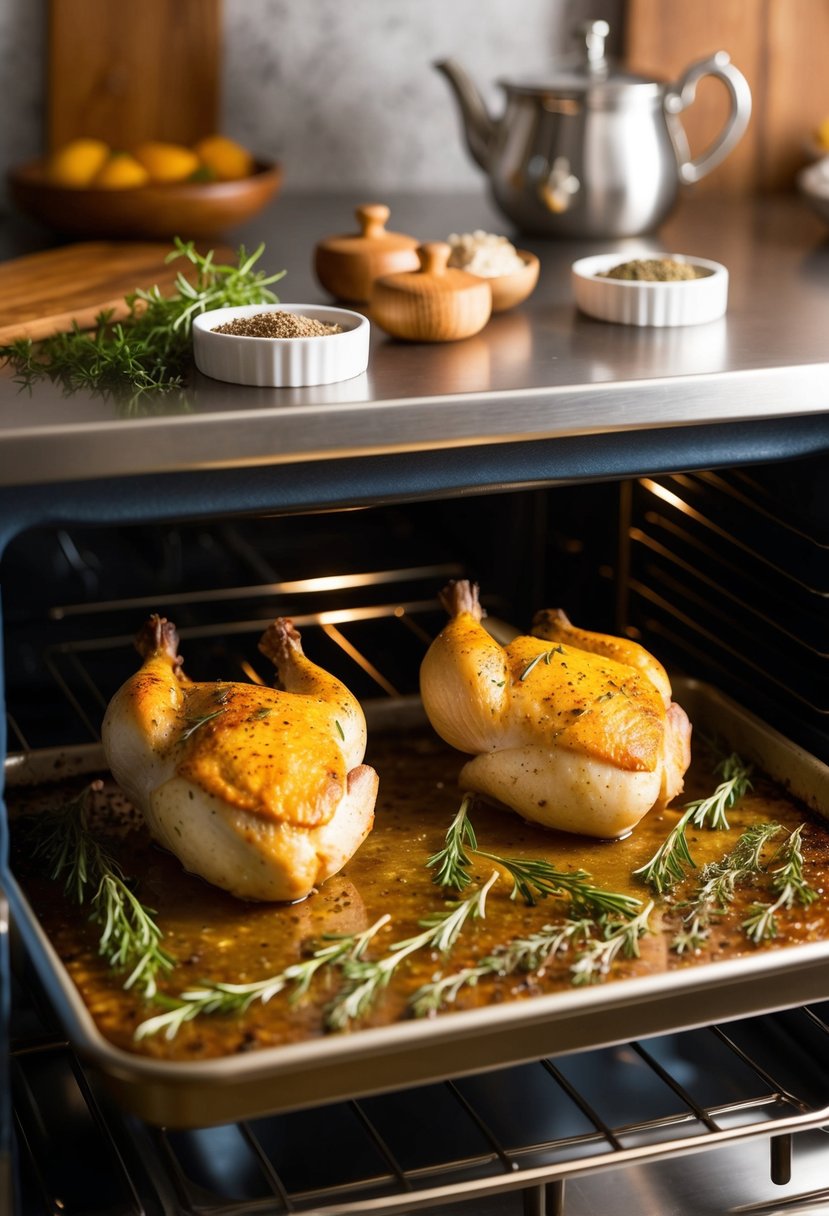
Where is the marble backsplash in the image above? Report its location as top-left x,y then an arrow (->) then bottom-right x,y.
0,0 -> 620,201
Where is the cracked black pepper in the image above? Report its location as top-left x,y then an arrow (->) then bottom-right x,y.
212,312 -> 343,338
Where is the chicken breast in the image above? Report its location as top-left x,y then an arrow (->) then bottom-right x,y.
420,581 -> 691,839
102,615 -> 377,901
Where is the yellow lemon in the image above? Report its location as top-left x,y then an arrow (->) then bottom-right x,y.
48,138 -> 111,187
93,152 -> 150,189
132,141 -> 200,183
193,134 -> 255,181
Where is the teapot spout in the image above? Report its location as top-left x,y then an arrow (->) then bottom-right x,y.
434,58 -> 498,171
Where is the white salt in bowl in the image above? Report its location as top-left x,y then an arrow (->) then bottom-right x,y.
192,303 -> 370,387
571,254 -> 728,327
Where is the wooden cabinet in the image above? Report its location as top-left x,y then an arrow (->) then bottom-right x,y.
625,0 -> 829,191
47,0 -> 221,151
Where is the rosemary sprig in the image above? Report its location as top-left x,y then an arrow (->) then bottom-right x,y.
634,752 -> 754,894
672,821 -> 781,954
518,645 -> 565,681
134,915 -> 390,1041
426,793 -> 477,890
474,850 -> 640,916
683,753 -> 754,830
325,872 -> 498,1032
179,706 -> 227,743
742,825 -> 819,943
428,795 -> 640,916
0,238 -> 285,401
25,782 -> 175,997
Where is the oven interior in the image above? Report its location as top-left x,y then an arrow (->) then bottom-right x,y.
3,456 -> 829,1215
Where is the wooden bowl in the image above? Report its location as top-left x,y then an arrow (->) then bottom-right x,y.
8,158 -> 282,240
314,203 -> 420,303
371,242 -> 492,342
487,250 -> 540,313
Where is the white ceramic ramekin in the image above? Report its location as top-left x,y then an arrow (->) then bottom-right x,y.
192,304 -> 370,387
571,254 -> 728,327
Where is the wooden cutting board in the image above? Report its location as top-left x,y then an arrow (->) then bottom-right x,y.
0,242 -> 228,344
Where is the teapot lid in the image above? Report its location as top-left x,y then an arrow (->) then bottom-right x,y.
499,20 -> 661,101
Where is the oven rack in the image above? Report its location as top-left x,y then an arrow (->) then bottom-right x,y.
10,988 -> 829,1216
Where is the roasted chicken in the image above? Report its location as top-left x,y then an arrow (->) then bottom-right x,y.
420,581 -> 691,838
102,615 -> 378,901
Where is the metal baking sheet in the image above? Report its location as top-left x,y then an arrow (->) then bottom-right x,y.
6,677 -> 829,1128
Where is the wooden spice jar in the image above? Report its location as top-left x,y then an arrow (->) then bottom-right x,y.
371,242 -> 492,342
314,203 -> 420,304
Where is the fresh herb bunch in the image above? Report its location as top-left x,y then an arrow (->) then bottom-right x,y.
634,752 -> 754,894
25,782 -> 175,997
0,238 -> 285,400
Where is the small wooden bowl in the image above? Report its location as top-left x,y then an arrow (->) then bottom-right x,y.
487,250 -> 540,313
371,242 -> 492,342
7,158 -> 282,239
314,203 -> 420,303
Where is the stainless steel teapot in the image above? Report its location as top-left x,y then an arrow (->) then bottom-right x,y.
436,20 -> 752,238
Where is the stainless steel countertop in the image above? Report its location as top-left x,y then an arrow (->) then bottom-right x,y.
1,191 -> 828,488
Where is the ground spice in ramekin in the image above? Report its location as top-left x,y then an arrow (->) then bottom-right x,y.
212,312 -> 343,338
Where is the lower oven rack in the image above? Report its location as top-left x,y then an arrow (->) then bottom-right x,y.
10,985 -> 829,1216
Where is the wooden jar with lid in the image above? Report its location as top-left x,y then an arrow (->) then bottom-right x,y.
371,242 -> 492,342
314,203 -> 420,304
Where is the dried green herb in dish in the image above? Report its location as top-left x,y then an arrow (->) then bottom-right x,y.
600,258 -> 703,282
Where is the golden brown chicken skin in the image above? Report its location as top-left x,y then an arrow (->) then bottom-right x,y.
102,615 -> 377,901
420,581 -> 691,839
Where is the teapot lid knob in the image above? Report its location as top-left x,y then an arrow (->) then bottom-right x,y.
578,18 -> 610,71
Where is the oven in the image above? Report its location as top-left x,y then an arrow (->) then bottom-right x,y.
2,190 -> 829,1216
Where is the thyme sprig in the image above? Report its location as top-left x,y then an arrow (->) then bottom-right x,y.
410,919 -> 593,1017
134,915 -> 390,1041
0,238 -> 285,401
25,782 -> 174,998
428,795 -> 640,916
742,825 -> 819,943
672,821 -> 781,954
569,902 -> 654,984
325,872 -> 499,1032
634,752 -> 754,894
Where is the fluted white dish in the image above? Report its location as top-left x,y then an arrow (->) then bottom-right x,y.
192,304 -> 370,387
571,254 -> 728,327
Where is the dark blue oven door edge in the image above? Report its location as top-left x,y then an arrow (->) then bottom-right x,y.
1,413 -> 828,551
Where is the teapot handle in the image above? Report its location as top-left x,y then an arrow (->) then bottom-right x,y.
665,51 -> 752,184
